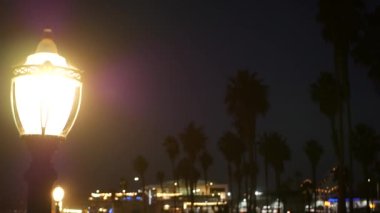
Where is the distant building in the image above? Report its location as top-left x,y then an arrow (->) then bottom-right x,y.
87,179 -> 229,213
146,179 -> 229,212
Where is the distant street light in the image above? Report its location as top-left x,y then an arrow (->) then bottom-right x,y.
52,186 -> 65,213
11,29 -> 82,213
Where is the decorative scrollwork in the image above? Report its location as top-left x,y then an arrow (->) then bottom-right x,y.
13,65 -> 82,80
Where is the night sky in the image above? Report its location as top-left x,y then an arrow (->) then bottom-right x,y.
0,0 -> 380,208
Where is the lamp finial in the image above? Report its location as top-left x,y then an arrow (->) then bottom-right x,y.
36,28 -> 58,53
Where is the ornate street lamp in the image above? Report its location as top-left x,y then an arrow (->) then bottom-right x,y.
11,29 -> 82,213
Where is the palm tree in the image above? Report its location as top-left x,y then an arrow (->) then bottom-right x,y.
351,123 -> 380,213
218,131 -> 241,211
304,140 -> 324,211
225,70 -> 269,212
317,1 -> 365,212
163,135 -> 180,182
310,72 -> 341,153
231,146 -> 245,213
176,157 -> 192,196
133,155 -> 149,194
310,71 -> 347,212
233,165 -> 243,213
179,122 -> 206,212
258,133 -> 274,210
262,132 -> 290,212
176,157 -> 200,211
156,171 -> 165,193
200,150 -> 213,195
300,179 -> 314,213
163,135 -> 180,211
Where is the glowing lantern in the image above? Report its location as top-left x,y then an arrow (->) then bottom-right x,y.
11,29 -> 82,139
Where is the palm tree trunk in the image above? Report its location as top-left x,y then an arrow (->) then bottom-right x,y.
227,163 -> 233,213
247,137 -> 254,213
343,68 -> 354,213
204,170 -> 209,195
250,118 -> 257,213
312,166 -> 316,213
236,169 -> 242,213
347,115 -> 354,213
190,181 -> 194,212
275,171 -> 281,213
363,166 -> 371,213
185,179 -> 189,196
142,176 -> 147,213
244,157 -> 249,210
334,40 -> 347,213
330,118 -> 339,157
265,154 -> 269,211
330,114 -> 347,213
171,160 -> 179,212
142,176 -> 146,195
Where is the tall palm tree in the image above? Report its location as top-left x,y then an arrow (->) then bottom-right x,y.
176,157 -> 200,211
176,157 -> 191,196
310,71 -> 347,212
310,72 -> 341,155
304,140 -> 324,211
163,135 -> 180,210
258,133 -> 275,210
200,150 -> 213,195
300,179 -> 314,213
351,123 -> 380,213
218,131 -> 241,211
179,122 -> 206,211
317,1 -> 365,212
263,132 -> 290,212
163,135 -> 180,181
156,171 -> 165,193
133,155 -> 149,194
233,165 -> 243,213
225,70 -> 269,212
231,145 -> 245,213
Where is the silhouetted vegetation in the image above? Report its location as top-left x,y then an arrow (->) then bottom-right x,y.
145,3 -> 380,213
351,123 -> 380,212
225,70 -> 269,212
200,150 -> 213,195
304,140 -> 324,212
156,171 -> 165,193
133,155 -> 149,193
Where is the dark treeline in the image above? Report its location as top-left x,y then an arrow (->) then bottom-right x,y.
130,1 -> 380,213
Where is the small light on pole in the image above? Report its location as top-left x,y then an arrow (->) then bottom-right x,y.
52,186 -> 65,213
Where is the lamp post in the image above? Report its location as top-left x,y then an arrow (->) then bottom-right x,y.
52,186 -> 65,213
11,29 -> 82,213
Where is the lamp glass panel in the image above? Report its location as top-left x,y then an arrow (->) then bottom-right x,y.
13,71 -> 81,137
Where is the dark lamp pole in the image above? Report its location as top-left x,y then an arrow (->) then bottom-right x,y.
11,29 -> 82,213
